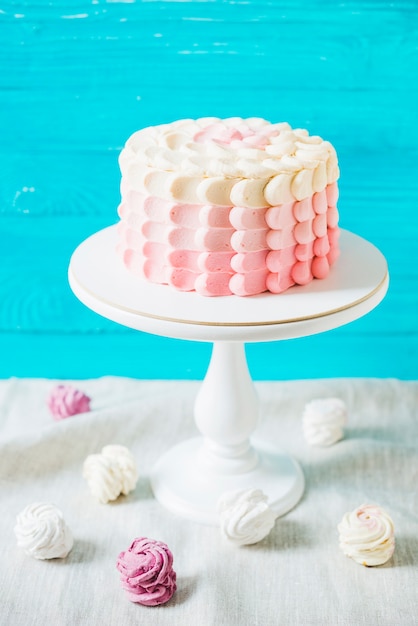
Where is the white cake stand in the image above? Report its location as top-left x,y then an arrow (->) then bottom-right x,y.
68,226 -> 388,524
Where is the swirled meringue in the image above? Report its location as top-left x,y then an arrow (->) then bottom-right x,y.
302,397 -> 347,446
116,537 -> 177,606
338,504 -> 395,566
14,502 -> 73,560
82,444 -> 138,503
47,384 -> 91,420
217,488 -> 276,546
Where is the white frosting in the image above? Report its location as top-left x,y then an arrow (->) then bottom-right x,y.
119,118 -> 339,208
302,397 -> 347,446
82,444 -> 138,503
14,502 -> 73,560
338,504 -> 395,566
217,488 -> 276,546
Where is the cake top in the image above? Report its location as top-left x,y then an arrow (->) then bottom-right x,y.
119,117 -> 339,208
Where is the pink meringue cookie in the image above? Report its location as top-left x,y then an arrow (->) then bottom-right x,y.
47,384 -> 91,420
116,537 -> 177,606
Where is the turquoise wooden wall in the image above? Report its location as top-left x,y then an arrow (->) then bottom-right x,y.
1,1 -> 417,380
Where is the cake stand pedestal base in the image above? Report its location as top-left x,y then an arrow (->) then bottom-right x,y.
151,341 -> 304,524
151,437 -> 304,525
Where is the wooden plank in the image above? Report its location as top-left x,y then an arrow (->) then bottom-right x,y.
0,1 -> 416,379
1,3 -> 417,151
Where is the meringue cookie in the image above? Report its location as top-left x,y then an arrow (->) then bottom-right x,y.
338,503 -> 395,566
217,488 -> 276,546
48,384 -> 91,420
302,397 -> 347,446
116,537 -> 177,606
83,444 -> 138,503
14,502 -> 73,560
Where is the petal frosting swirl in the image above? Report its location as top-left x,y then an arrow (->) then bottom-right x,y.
338,504 -> 395,566
217,488 -> 276,546
83,444 -> 138,503
47,384 -> 91,420
119,117 -> 339,207
302,397 -> 347,446
14,502 -> 74,560
116,537 -> 177,606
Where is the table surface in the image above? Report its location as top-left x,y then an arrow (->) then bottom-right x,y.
1,376 -> 417,625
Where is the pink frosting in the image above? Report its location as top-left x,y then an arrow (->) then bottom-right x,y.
116,537 -> 177,606
193,122 -> 279,150
47,385 -> 91,421
118,183 -> 340,296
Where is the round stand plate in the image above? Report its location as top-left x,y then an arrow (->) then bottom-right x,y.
150,437 -> 305,524
68,226 -> 388,342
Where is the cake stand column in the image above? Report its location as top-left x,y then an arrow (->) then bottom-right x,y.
194,341 -> 259,474
150,340 -> 305,524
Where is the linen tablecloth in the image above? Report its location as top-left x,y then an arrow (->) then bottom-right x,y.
1,377 -> 417,625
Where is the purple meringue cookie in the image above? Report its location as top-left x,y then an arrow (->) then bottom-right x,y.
47,384 -> 91,420
116,537 -> 177,606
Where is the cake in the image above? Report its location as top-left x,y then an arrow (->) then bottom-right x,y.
116,117 -> 340,297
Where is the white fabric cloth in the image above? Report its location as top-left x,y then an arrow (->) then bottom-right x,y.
0,377 -> 417,625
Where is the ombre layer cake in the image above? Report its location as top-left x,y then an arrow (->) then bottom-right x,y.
116,118 -> 340,297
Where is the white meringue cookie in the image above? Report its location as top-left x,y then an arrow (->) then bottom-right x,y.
302,397 -> 347,446
217,488 -> 276,546
338,503 -> 395,566
14,502 -> 73,560
83,444 -> 138,503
